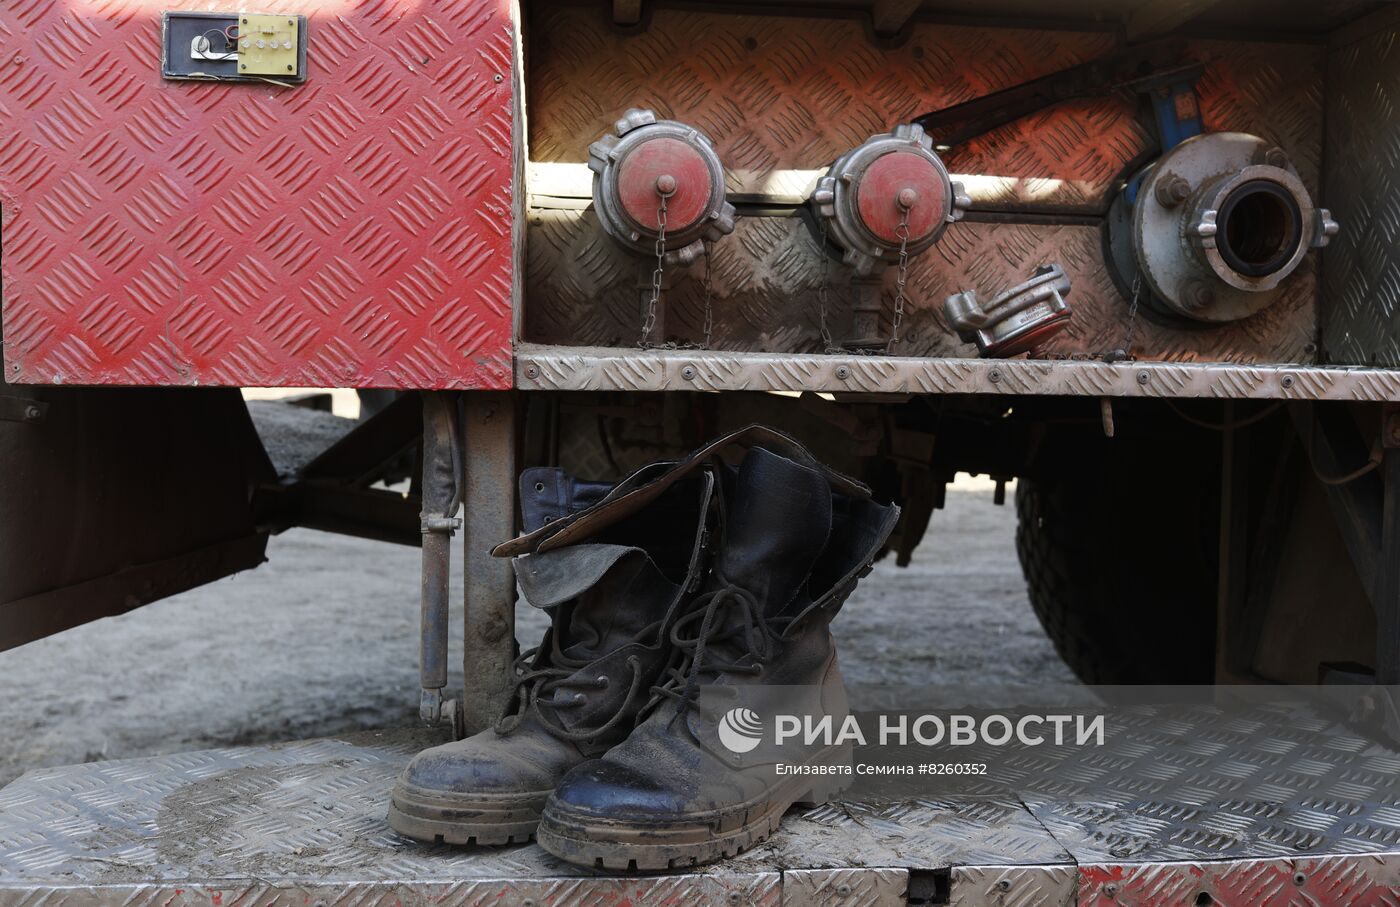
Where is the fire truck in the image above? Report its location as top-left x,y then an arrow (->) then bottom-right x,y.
3,0 -> 1400,902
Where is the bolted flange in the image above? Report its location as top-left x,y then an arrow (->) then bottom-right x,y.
1106,132 -> 1339,323
588,108 -> 736,265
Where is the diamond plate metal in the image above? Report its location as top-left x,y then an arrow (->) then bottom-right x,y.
950,865 -> 1076,907
0,0 -> 514,389
1012,702 -> 1400,866
0,731 -> 1062,907
525,213 -> 1316,361
4,701 -> 1400,904
523,7 -> 1324,361
1323,7 -> 1400,368
781,867 -> 907,905
516,343 -> 1400,400
1079,853 -> 1400,907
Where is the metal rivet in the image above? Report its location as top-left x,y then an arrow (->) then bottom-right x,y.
835,365 -> 850,380
1281,374 -> 1295,389
997,879 -> 1012,892
23,405 -> 41,420
1293,872 -> 1307,886
1104,883 -> 1118,896
534,482 -> 546,493
727,892 -> 742,906
523,363 -> 540,380
240,64 -> 247,70
1137,371 -> 1150,385
681,365 -> 696,381
835,883 -> 851,896
286,64 -> 293,71
493,73 -> 503,83
988,367 -> 1002,384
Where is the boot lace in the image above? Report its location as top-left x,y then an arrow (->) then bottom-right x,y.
495,637 -> 645,743
651,579 -> 786,720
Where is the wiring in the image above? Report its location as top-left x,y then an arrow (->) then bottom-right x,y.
1164,399 -> 1285,432
1302,408 -> 1383,486
195,29 -> 238,61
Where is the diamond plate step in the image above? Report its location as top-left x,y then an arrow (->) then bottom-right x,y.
1,704 -> 1399,906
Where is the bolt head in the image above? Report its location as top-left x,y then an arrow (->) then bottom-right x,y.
1186,280 -> 1216,310
835,365 -> 851,380
523,364 -> 540,380
1155,174 -> 1191,207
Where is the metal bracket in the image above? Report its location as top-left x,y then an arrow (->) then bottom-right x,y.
421,516 -> 463,535
0,396 -> 47,423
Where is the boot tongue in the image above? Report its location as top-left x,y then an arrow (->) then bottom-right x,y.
561,554 -> 672,659
715,446 -> 832,615
516,544 -> 677,660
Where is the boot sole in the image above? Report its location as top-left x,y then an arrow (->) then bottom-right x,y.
536,745 -> 850,871
387,780 -> 551,846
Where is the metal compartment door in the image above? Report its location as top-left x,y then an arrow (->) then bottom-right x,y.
0,0 -> 514,390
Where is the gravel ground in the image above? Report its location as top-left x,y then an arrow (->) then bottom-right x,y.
0,475 -> 1073,789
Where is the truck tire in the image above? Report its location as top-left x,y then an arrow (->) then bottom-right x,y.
1015,463 -> 1218,685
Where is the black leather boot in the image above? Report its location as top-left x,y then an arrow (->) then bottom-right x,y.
387,466 -> 713,845
535,431 -> 899,870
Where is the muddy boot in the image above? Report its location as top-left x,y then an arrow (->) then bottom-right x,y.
536,437 -> 899,870
387,468 -> 714,845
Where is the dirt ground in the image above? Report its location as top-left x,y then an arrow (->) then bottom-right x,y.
0,460 -> 1074,789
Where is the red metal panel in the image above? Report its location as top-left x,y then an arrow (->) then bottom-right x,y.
0,0 -> 514,389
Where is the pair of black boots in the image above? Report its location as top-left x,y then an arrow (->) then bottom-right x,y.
387,426 -> 899,870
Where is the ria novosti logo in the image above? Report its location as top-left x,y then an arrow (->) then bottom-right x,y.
717,707 -> 764,754
715,706 -> 1105,752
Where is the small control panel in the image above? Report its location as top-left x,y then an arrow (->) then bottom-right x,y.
162,11 -> 307,83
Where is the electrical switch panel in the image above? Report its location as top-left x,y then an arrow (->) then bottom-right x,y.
162,11 -> 307,83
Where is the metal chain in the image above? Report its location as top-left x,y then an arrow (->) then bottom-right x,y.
1116,272 -> 1142,361
817,218 -> 837,354
701,238 -> 715,350
639,195 -> 668,349
885,207 -> 911,354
